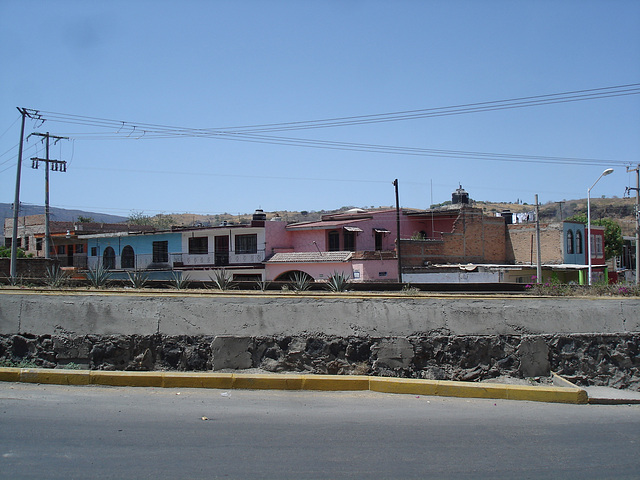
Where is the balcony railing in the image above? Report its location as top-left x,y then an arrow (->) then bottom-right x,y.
86,250 -> 265,270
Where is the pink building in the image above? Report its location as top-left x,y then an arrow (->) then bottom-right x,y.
263,208 -> 435,282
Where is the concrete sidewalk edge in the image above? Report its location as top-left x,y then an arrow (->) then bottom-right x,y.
0,367 -> 589,404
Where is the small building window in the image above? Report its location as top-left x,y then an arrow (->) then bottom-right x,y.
121,245 -> 135,269
24,236 -> 29,251
103,246 -> 116,269
152,241 -> 169,263
91,247 -> 97,256
36,238 -> 43,251
375,231 -> 383,251
575,230 -> 583,255
328,231 -> 340,251
566,230 -> 574,254
189,236 -> 208,254
595,235 -> 604,256
75,244 -> 84,254
235,234 -> 257,254
343,231 -> 355,252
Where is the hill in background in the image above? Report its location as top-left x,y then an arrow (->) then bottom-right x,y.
0,203 -> 127,228
2,197 -> 637,237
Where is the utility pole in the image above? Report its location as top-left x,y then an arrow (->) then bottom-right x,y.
393,179 -> 403,284
30,132 -> 69,260
626,165 -> 640,285
10,108 -> 40,281
535,194 -> 542,284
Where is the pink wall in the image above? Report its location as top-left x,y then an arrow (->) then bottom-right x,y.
265,262 -> 352,281
352,259 -> 398,282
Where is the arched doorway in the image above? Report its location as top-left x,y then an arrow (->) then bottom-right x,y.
121,245 -> 135,269
103,246 -> 116,269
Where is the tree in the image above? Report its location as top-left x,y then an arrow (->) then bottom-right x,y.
126,211 -> 175,229
566,214 -> 623,259
0,246 -> 28,258
76,216 -> 94,223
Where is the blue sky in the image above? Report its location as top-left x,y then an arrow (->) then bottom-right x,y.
1,0 -> 639,218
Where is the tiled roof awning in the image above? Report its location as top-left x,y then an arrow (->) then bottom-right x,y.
266,251 -> 353,264
343,226 -> 363,232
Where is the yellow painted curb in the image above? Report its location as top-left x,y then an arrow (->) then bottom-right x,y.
301,374 -> 370,391
0,367 -> 589,404
232,374 -> 305,390
0,367 -> 21,383
90,371 -> 164,387
20,368 -> 91,386
162,372 -> 234,389
369,377 -> 439,396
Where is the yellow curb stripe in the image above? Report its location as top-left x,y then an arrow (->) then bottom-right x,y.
90,371 -> 164,387
0,367 -> 588,404
162,372 -> 234,389
301,374 -> 370,391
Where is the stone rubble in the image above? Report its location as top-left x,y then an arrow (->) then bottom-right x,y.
0,333 -> 638,391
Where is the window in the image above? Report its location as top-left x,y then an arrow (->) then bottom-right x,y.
595,235 -> 604,256
58,245 -> 66,255
103,246 -> 116,269
24,236 -> 29,251
328,231 -> 340,251
36,238 -> 43,251
152,241 -> 169,263
121,245 -> 135,269
189,236 -> 208,254
575,230 -> 583,254
375,231 -> 383,251
235,234 -> 257,254
91,247 -> 97,257
4,238 -> 11,248
75,244 -> 84,254
343,231 -> 355,252
566,230 -> 574,254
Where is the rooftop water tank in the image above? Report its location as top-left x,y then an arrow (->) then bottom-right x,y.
452,185 -> 469,204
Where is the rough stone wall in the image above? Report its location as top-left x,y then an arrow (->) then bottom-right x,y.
1,333 -> 638,390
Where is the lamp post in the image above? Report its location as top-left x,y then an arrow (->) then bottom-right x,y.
587,168 -> 614,285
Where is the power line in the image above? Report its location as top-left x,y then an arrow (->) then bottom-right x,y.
13,82 -> 639,168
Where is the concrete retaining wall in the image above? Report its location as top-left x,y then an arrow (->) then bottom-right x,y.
1,292 -> 638,390
1,292 -> 639,337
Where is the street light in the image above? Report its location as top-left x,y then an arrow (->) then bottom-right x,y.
587,168 -> 614,285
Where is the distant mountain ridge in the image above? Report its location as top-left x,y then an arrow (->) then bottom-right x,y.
1,203 -> 127,231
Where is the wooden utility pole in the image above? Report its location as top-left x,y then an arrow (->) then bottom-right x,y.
30,132 -> 69,259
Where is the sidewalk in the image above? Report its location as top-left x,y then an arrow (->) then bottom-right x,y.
584,386 -> 640,405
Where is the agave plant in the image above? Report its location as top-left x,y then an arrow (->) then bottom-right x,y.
169,271 -> 191,290
127,269 -> 150,289
45,265 -> 69,288
291,271 -> 313,292
85,262 -> 112,288
209,268 -> 236,291
325,271 -> 350,292
255,279 -> 271,292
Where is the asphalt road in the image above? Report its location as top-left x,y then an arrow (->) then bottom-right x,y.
1,382 -> 639,479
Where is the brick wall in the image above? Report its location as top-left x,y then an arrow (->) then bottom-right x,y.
506,223 -> 563,264
401,208 -> 506,267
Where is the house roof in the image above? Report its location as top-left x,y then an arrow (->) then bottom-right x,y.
286,218 -> 369,231
266,251 -> 353,263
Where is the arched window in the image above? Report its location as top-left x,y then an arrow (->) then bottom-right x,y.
121,245 -> 135,269
575,230 -> 583,255
103,246 -> 116,269
566,230 -> 574,254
